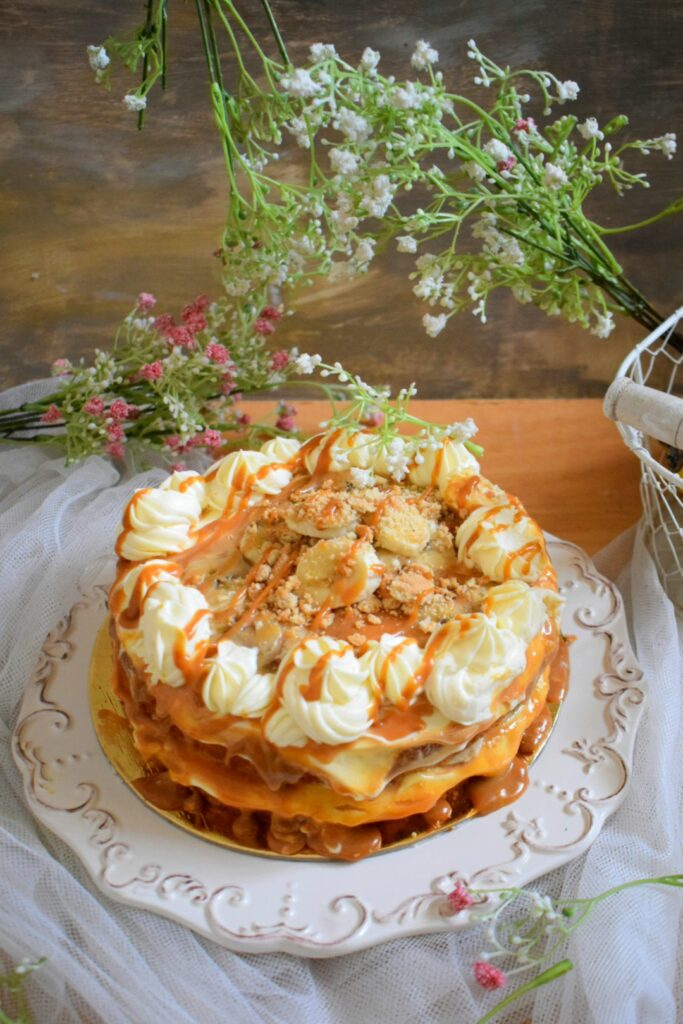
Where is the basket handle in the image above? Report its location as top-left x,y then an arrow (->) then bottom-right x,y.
604,378 -> 683,448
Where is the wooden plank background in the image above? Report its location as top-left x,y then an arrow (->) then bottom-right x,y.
0,0 -> 681,394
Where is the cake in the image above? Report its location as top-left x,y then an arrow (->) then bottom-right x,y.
109,425 -> 567,860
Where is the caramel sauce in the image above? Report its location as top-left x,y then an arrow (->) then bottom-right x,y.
369,696 -> 431,741
224,551 -> 296,637
304,821 -> 382,861
115,561 -> 181,629
467,756 -> 529,815
547,636 -> 573,702
519,705 -> 553,756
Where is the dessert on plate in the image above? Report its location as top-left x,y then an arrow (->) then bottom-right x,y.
108,424 -> 568,860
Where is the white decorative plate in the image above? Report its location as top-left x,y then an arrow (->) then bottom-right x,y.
12,538 -> 645,957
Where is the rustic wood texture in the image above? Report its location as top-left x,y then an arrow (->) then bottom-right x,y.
244,397 -> 642,553
0,0 -> 681,393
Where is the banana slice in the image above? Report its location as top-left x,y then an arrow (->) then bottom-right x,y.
284,489 -> 358,539
375,496 -> 431,558
296,535 -> 384,609
240,521 -> 274,564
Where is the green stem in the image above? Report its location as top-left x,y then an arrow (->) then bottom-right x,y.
137,0 -> 155,130
475,960 -> 574,1024
259,0 -> 289,65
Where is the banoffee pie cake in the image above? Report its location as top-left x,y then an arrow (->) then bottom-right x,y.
109,426 -> 568,860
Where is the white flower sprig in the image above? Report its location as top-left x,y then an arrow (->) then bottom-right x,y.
90,3 -> 680,348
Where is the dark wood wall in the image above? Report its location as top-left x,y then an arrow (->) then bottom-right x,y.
1,0 -> 681,395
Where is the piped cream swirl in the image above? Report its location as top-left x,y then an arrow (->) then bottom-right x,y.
269,637 -> 376,746
205,449 -> 295,515
202,639 -> 276,718
118,472 -> 206,561
425,613 -> 526,725
139,580 -> 211,687
456,504 -> 546,582
408,439 -> 480,494
362,634 -> 424,707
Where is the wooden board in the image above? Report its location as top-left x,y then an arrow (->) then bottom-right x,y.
243,397 -> 642,554
0,0 -> 681,393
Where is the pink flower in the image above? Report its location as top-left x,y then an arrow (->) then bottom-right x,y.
270,350 -> 289,371
187,294 -> 210,313
202,429 -> 222,448
206,341 -> 231,364
182,311 -> 207,334
168,326 -> 196,350
50,358 -> 72,377
513,117 -> 536,134
105,441 -> 126,460
446,882 -> 474,914
236,412 -> 251,426
473,962 -> 506,990
497,156 -> 517,175
40,404 -> 62,424
137,292 -> 156,313
109,399 -> 132,421
139,361 -> 164,382
107,423 -> 124,441
275,415 -> 297,432
221,374 -> 236,395
362,410 -> 385,428
254,318 -> 275,336
164,436 -> 182,450
260,305 -> 283,321
83,397 -> 105,416
154,314 -> 176,337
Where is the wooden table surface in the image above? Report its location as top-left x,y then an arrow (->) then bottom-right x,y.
244,397 -> 642,554
1,0 -> 681,393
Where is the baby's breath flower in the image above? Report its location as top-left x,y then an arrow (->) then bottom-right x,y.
396,235 -> 418,253
411,40 -> 439,71
360,47 -> 381,73
87,44 -> 110,72
309,43 -> 338,63
651,132 -> 677,159
334,108 -> 372,143
292,352 -> 323,374
280,67 -> 320,97
329,148 -> 359,176
423,312 -> 448,337
123,93 -> 147,112
483,138 -> 511,163
591,311 -> 615,338
543,162 -> 569,190
557,79 -> 580,103
577,117 -> 604,141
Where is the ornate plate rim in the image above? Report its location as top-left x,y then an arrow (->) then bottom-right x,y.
11,537 -> 646,958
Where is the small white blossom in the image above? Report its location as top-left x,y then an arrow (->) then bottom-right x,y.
390,82 -> 423,110
543,162 -> 569,190
360,47 -> 381,73
385,437 -> 410,480
591,311 -> 615,339
445,417 -> 478,441
285,116 -> 311,148
329,148 -> 359,176
483,138 -> 510,163
362,174 -> 395,218
87,45 -> 110,72
334,108 -> 371,143
462,160 -> 487,182
309,43 -> 338,63
280,68 -> 321,98
396,235 -> 418,253
557,79 -> 580,103
577,117 -> 604,141
330,193 -> 359,235
652,132 -> 677,159
350,466 -> 375,487
132,316 -> 155,331
225,278 -> 252,297
123,94 -> 147,113
293,353 -> 323,374
422,313 -> 448,338
411,39 -> 439,70
354,238 -> 376,266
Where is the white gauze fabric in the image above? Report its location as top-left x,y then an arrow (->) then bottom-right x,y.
0,380 -> 681,1024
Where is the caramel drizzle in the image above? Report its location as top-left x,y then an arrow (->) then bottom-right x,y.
224,550 -> 298,638
172,607 -> 213,686
115,561 -> 182,629
213,545 -> 275,625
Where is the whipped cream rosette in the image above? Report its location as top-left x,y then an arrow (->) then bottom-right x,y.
109,422 -> 567,860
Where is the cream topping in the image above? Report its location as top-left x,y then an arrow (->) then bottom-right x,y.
118,472 -> 206,561
481,580 -> 549,642
456,504 -> 546,582
303,429 -> 379,475
202,639 -> 276,718
204,449 -> 294,515
408,438 -> 480,494
139,580 -> 211,687
362,634 -> 424,707
274,636 -> 377,746
425,613 -> 527,725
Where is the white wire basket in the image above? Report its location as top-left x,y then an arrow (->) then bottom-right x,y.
611,306 -> 683,611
